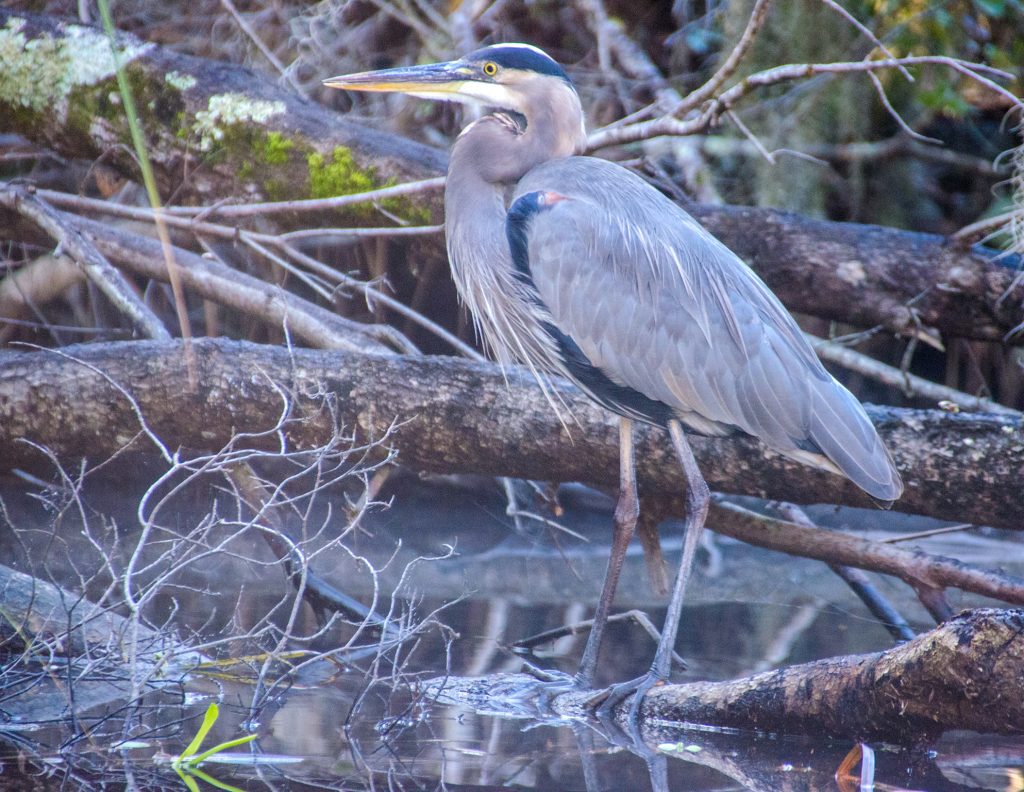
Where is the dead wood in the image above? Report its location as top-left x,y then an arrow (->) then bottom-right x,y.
0,338 -> 1021,532
2,8 -> 1023,346
425,608 -> 1024,741
635,607 -> 1024,741
690,203 -> 1024,347
0,561 -> 202,668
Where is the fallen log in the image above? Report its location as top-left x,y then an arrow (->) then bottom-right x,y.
0,338 -> 1021,530
639,607 -> 1024,741
424,608 -> 1024,741
0,9 -> 444,211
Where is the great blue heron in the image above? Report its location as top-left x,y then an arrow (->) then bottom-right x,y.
325,43 -> 902,713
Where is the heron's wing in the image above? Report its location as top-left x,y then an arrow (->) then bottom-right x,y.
511,157 -> 901,501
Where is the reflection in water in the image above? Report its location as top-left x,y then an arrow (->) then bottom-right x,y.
0,463 -> 1021,790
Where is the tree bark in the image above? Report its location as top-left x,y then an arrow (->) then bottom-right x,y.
691,203 -> 1024,346
635,607 -> 1024,741
2,8 -> 1023,345
424,608 -> 1024,741
0,338 -> 1021,529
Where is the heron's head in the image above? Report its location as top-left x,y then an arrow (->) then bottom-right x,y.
323,43 -> 578,118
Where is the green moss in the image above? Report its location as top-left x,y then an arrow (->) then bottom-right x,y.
307,147 -> 376,199
263,131 -> 294,165
304,146 -> 433,223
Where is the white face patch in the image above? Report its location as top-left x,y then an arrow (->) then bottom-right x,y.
454,81 -> 521,110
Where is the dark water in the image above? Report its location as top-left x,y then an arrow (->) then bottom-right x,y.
1,460 -> 1021,791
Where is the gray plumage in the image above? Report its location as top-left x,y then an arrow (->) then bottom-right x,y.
442,76 -> 899,501
513,156 -> 901,499
325,42 -> 903,703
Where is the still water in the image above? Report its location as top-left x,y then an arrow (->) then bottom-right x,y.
1,459 -> 1021,790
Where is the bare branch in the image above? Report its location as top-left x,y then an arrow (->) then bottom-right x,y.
808,333 -> 1021,416
589,56 -> 1020,151
0,185 -> 169,341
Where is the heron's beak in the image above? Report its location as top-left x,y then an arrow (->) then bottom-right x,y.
323,61 -> 474,100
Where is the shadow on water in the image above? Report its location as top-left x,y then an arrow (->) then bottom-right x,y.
1,460 -> 1022,790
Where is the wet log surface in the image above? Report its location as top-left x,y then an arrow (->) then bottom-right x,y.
424,608 -> 1024,741
0,338 -> 1021,529
637,607 -> 1024,741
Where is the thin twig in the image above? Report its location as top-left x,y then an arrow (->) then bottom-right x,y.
590,56 -> 1019,151
163,177 -> 445,218
708,497 -> 1024,606
816,0 -> 911,81
672,0 -> 775,114
34,188 -> 473,356
0,185 -> 169,341
218,0 -> 303,93
71,214 -> 395,354
807,332 -> 1021,416
774,503 -> 916,641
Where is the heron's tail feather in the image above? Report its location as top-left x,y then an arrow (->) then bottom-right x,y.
793,378 -> 903,502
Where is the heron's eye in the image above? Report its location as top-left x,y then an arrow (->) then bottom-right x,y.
482,61 -> 499,77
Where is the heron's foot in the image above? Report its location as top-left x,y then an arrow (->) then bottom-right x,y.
589,669 -> 666,727
518,663 -> 588,714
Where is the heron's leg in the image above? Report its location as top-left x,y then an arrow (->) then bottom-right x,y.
575,416 -> 639,688
648,419 -> 710,681
594,418 -> 709,722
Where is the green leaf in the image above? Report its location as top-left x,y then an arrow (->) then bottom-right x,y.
174,765 -> 201,792
179,703 -> 220,761
188,767 -> 248,792
189,734 -> 258,766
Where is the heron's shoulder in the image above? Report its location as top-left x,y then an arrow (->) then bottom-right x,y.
515,156 -> 673,206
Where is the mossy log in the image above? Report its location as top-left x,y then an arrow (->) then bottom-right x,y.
0,338 -> 1021,529
2,8 -> 1023,344
0,9 -> 445,216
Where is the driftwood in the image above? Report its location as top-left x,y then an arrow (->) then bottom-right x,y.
642,607 -> 1024,740
0,561 -> 204,670
425,608 -> 1024,741
0,338 -> 1021,532
2,8 -> 1023,347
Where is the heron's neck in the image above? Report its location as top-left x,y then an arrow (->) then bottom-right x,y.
445,146 -> 509,284
443,94 -> 585,363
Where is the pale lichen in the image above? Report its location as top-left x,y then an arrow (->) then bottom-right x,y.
164,71 -> 196,92
835,259 -> 866,287
0,16 -> 152,116
192,93 -> 286,151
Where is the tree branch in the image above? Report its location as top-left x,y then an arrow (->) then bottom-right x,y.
0,338 -> 1020,530
0,185 -> 169,340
